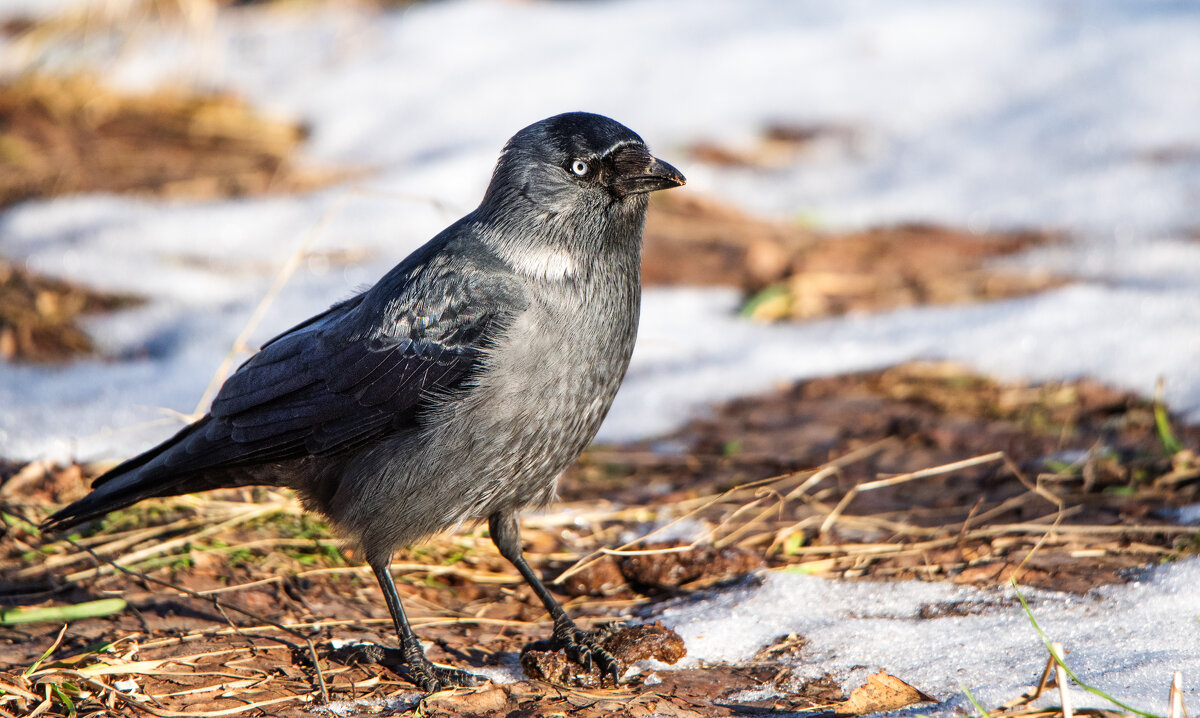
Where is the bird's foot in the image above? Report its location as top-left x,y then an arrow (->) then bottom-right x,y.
333,640 -> 486,692
407,661 -> 488,693
552,616 -> 622,686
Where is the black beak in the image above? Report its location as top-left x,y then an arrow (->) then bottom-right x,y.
614,154 -> 686,196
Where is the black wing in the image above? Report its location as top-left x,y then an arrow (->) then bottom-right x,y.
42,224 -> 527,533
93,244 -> 524,485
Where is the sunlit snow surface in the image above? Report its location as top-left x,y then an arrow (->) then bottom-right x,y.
0,0 -> 1198,712
655,560 -> 1200,714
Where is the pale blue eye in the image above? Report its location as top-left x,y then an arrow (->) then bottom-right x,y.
571,160 -> 590,177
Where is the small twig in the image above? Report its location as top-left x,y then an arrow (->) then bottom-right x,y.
1011,509 -> 1065,586
16,516 -> 204,578
1168,671 -> 1184,718
190,192 -> 354,419
783,438 -> 898,500
46,668 -> 310,718
713,488 -> 787,549
1001,652 -> 1056,710
817,480 -> 857,538
859,452 -> 1007,493
957,496 -> 986,542
553,440 -> 898,584
598,545 -> 694,557
818,452 -> 1006,538
1053,642 -> 1073,718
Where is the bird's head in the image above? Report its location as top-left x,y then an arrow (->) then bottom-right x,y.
480,112 -> 685,224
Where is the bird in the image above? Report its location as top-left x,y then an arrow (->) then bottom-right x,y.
42,112 -> 685,691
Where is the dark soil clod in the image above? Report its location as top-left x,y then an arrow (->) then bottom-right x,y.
564,544 -> 765,597
520,621 -> 686,688
619,544 -> 765,591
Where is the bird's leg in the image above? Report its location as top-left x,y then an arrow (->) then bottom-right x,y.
366,557 -> 486,692
488,511 -> 621,685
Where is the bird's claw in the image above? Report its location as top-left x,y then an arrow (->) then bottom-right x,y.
400,636 -> 487,692
409,661 -> 487,693
332,640 -> 486,692
334,641 -> 389,666
553,619 -> 622,686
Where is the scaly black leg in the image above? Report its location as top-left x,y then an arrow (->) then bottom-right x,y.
489,511 -> 621,685
360,557 -> 485,692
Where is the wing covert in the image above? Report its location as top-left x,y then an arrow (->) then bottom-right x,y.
175,254 -> 523,472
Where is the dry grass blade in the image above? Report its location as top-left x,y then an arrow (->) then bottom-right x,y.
819,453 -> 1005,536
118,685 -> 309,717
598,545 -> 695,557
5,359 -> 1196,716
63,500 -> 293,582
4,506 -> 333,706
859,452 -> 1007,492
0,678 -> 39,702
1167,671 -> 1184,718
15,516 -> 203,579
552,439 -> 896,584
1054,642 -> 1074,718
189,193 -> 353,418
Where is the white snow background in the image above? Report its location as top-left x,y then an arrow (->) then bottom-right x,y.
1,0 -> 1198,714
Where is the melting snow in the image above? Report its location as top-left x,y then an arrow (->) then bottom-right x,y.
0,0 -> 1197,713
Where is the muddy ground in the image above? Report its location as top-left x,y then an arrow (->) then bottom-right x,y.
2,362 -> 1197,717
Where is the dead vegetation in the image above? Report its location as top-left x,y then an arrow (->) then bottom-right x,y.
0,187 -> 1069,365
567,362 -> 1200,593
0,74 -> 339,209
1,362 -> 1197,716
0,259 -> 140,362
0,23 -> 1176,715
643,194 -> 1065,320
0,72 -> 353,363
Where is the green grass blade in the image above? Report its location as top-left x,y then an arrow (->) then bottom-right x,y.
1010,578 -> 1162,718
23,627 -> 63,676
958,682 -> 994,718
1155,399 -> 1183,455
2,598 -> 127,626
51,683 -> 75,717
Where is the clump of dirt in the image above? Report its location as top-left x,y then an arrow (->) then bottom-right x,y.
561,553 -> 629,596
565,544 -> 763,596
520,622 -> 685,688
621,543 -> 763,590
642,194 -> 1064,320
0,259 -> 140,362
0,74 -> 338,209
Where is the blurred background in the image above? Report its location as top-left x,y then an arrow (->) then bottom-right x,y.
0,0 -> 1198,461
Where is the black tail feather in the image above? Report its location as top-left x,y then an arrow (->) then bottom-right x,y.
41,419 -> 210,534
89,418 -> 206,490
41,471 -> 195,534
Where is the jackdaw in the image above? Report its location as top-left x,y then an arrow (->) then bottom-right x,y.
43,112 -> 685,691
